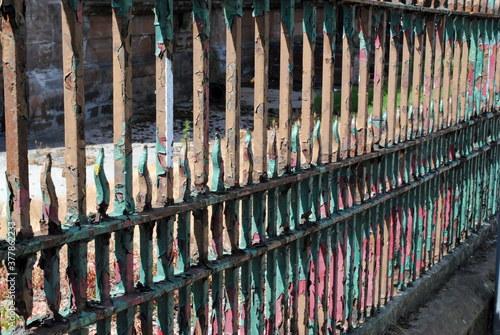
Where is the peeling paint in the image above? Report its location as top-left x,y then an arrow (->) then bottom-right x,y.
95,148 -> 110,222
112,0 -> 132,19
136,145 -> 153,212
211,134 -> 225,192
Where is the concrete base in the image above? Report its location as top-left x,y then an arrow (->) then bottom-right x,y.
353,221 -> 497,335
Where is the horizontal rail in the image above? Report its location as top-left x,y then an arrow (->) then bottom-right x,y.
341,0 -> 500,18
2,111 -> 497,261
24,131 -> 499,334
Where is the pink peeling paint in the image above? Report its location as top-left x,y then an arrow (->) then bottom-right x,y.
274,292 -> 284,332
336,238 -> 345,324
375,34 -> 381,49
424,75 -> 431,96
360,49 -> 368,62
225,286 -> 236,333
374,65 -> 380,84
360,235 -> 368,313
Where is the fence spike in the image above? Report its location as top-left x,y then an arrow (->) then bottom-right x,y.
40,153 -> 62,234
136,145 -> 153,211
268,127 -> 278,179
242,131 -> 253,186
211,133 -> 224,193
292,122 -> 300,172
95,148 -> 110,222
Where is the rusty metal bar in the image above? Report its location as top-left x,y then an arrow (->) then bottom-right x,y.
112,1 -> 134,215
193,0 -> 211,194
340,5 -> 355,158
372,10 -> 386,148
422,15 -> 435,135
62,0 -> 86,225
357,6 -> 372,155
224,0 -> 243,187
400,13 -> 412,141
155,0 -> 175,206
301,1 -> 316,168
253,0 -> 269,182
411,15 -> 425,138
322,1 -> 337,163
433,16 -> 445,131
460,18 -> 470,122
387,11 -> 401,146
279,0 -> 294,175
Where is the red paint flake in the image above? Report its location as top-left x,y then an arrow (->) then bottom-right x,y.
360,49 -> 368,63
375,34 -> 381,49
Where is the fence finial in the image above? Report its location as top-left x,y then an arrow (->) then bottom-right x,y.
137,145 -> 152,211
212,133 -> 225,192
179,140 -> 192,201
242,131 -> 253,185
40,153 -> 62,234
95,148 -> 110,222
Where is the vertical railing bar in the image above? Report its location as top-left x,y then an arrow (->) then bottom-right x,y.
137,148 -> 154,333
422,15 -> 435,136
357,7 -> 372,155
451,17 -> 462,126
434,16 -> 445,131
279,0 -> 294,175
112,0 -> 134,216
372,10 -> 386,150
466,20 -> 478,120
155,0 -> 175,206
400,13 -> 412,142
322,1 -> 337,163
156,217 -> 175,334
193,0 -> 211,194
411,14 -> 425,139
253,0 -> 269,183
225,0 -> 243,188
211,136 -> 224,334
366,206 -> 376,317
387,11 -> 401,147
474,21 -> 485,116
61,0 -> 86,226
301,0 -> 316,169
459,18 -> 470,122
374,204 -> 383,309
488,20 -> 496,111
95,233 -> 111,334
340,5 -> 355,159
110,2 -> 136,333
495,20 -> 500,109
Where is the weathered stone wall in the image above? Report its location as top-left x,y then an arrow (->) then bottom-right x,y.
13,0 -> 331,135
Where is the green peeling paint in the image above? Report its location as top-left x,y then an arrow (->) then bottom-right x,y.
154,0 -> 174,56
211,134 -> 224,192
343,5 -> 354,40
323,2 -> 336,38
112,0 -> 132,19
114,122 -> 135,215
224,0 -> 243,28
253,0 -> 269,17
68,0 -> 81,11
402,13 -> 413,33
414,14 -> 424,36
193,0 -> 211,36
281,0 -> 294,37
138,146 -> 148,176
95,148 -> 110,216
292,122 -> 300,172
390,11 -> 401,38
302,1 -> 316,43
